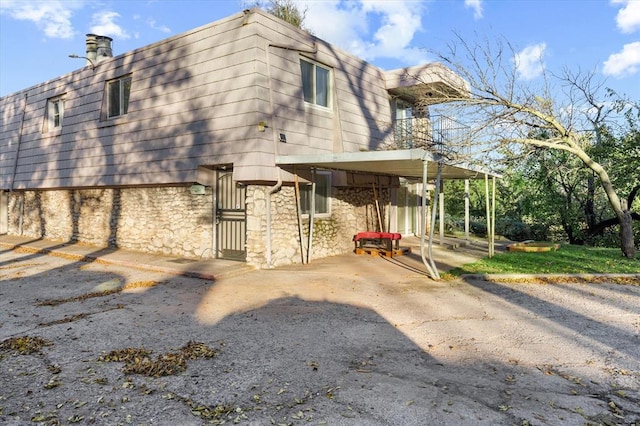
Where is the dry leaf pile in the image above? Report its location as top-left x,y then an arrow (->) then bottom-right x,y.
0,335 -> 53,355
98,341 -> 219,377
34,280 -> 160,308
35,289 -> 122,307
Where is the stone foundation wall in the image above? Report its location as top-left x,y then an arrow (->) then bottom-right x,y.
7,184 -> 388,268
246,185 -> 388,268
7,187 -> 214,259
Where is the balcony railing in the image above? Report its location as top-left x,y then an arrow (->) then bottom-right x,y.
393,115 -> 470,160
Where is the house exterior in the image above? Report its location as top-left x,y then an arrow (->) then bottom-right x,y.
0,8 -> 473,268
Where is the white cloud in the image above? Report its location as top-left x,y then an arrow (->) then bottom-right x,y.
611,0 -> 640,33
464,0 -> 483,19
90,11 -> 130,39
0,0 -> 82,39
603,41 -> 640,77
300,0 -> 371,56
147,18 -> 171,34
300,0 -> 429,67
513,43 -> 546,80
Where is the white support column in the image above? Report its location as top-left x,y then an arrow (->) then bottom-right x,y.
484,174 -> 492,258
425,187 -> 431,236
420,160 -> 438,279
389,187 -> 398,233
491,175 -> 496,258
428,163 -> 443,279
294,173 -> 306,264
439,183 -> 445,245
464,179 -> 470,241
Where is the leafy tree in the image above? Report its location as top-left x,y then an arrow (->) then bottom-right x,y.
416,35 -> 638,258
587,103 -> 640,240
523,148 -> 592,244
250,0 -> 308,29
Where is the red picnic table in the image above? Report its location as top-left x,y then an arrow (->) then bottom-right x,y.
353,232 -> 407,257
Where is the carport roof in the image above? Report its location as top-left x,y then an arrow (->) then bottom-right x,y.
276,148 -> 500,180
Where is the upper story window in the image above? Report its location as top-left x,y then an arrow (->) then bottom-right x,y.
45,96 -> 65,132
394,99 -> 414,148
395,99 -> 413,121
300,171 -> 331,216
107,75 -> 132,118
300,58 -> 331,108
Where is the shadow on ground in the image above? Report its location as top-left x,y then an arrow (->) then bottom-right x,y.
1,247 -> 639,425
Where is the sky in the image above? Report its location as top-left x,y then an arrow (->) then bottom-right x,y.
1,0 -> 639,100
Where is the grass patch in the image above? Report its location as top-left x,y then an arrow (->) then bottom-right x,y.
449,244 -> 640,276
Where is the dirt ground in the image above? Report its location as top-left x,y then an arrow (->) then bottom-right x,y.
1,244 -> 639,425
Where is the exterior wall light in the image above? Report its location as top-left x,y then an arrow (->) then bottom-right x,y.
68,54 -> 96,70
258,121 -> 268,132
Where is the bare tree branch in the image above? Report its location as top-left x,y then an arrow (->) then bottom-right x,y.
411,34 -> 637,257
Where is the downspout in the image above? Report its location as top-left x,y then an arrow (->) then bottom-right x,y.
18,194 -> 24,236
307,168 -> 316,264
262,33 -> 316,267
266,171 -> 282,268
12,93 -> 28,236
264,39 -> 285,268
10,93 -> 28,191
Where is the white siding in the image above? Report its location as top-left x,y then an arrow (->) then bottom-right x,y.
1,8 -> 402,190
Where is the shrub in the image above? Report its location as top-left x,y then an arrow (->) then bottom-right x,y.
495,217 -> 532,241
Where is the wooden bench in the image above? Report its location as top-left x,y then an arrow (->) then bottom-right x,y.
353,232 -> 407,257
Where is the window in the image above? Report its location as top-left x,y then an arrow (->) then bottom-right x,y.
300,171 -> 331,215
394,99 -> 413,148
107,75 -> 132,118
45,97 -> 64,131
300,58 -> 331,108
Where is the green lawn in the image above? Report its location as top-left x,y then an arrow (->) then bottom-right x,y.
448,244 -> 640,276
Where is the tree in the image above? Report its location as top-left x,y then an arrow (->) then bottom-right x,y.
521,146 -> 593,244
415,35 -> 638,258
587,106 -> 640,240
251,0 -> 308,29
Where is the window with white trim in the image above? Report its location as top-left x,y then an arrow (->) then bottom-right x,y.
107,75 -> 132,118
300,171 -> 331,216
45,96 -> 65,131
300,58 -> 331,108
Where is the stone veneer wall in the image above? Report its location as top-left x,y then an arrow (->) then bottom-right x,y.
6,186 -> 214,259
7,184 -> 388,268
246,185 -> 388,268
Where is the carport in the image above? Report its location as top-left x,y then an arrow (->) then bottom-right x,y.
277,148 -> 501,280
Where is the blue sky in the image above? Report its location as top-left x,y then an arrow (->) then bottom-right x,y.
1,0 -> 639,99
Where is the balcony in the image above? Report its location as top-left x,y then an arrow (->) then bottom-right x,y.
385,63 -> 469,103
392,115 -> 470,160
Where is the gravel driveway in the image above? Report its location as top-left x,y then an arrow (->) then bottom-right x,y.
1,245 -> 639,425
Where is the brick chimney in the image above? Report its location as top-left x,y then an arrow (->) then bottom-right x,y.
85,34 -> 113,66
